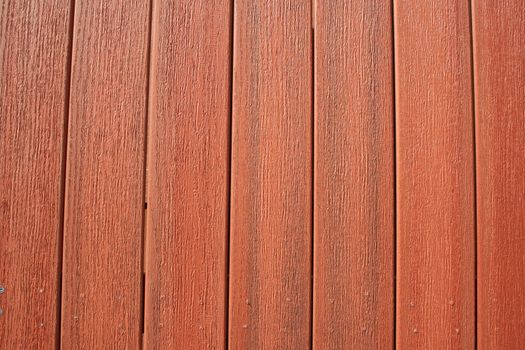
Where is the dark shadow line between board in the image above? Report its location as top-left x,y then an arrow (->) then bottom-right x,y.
225,0 -> 235,348
391,0 -> 397,348
467,0 -> 478,348
309,5 -> 315,348
56,0 -> 77,348
139,0 -> 155,348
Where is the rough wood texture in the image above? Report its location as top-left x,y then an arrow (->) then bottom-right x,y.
61,1 -> 149,348
144,0 -> 231,348
313,1 -> 394,349
0,1 -> 70,347
229,1 -> 312,348
395,0 -> 475,348
473,1 -> 525,348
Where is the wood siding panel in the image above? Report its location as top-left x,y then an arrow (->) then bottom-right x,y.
395,0 -> 475,348
314,1 -> 395,349
144,0 -> 231,348
0,1 -> 71,347
61,0 -> 150,348
229,1 -> 312,348
473,1 -> 525,348
3,2 -> 525,348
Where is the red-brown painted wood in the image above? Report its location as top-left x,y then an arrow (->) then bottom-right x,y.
473,1 -> 525,348
0,1 -> 71,347
144,0 -> 231,348
3,2 -> 525,348
61,1 -> 150,348
229,1 -> 312,348
314,1 -> 395,348
395,0 -> 475,348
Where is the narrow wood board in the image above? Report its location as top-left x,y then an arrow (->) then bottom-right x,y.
144,0 -> 231,348
473,1 -> 525,348
313,1 -> 395,348
229,1 -> 312,348
0,1 -> 71,347
61,0 -> 150,347
395,0 -> 475,348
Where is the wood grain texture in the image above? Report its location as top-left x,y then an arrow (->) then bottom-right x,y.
144,0 -> 231,348
395,0 -> 475,348
473,1 -> 525,348
313,1 -> 394,349
229,1 -> 312,348
61,0 -> 149,348
0,1 -> 70,347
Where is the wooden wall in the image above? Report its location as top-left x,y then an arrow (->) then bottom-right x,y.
1,0 -> 524,348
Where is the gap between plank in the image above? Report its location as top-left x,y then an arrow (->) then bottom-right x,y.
140,0 -> 155,347
467,0 -> 478,348
391,0 -> 397,349
56,0 -> 77,348
225,0 -> 235,348
310,0 -> 315,348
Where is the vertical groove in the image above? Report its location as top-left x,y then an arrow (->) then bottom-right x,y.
310,0 -> 315,347
226,0 -> 235,348
391,0 -> 397,348
56,0 -> 77,348
140,0 -> 155,348
467,0 -> 478,348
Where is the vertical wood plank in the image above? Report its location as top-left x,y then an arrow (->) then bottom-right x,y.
473,1 -> 525,348
229,1 -> 312,348
144,0 -> 231,348
395,0 -> 475,348
61,0 -> 150,348
313,1 -> 394,348
0,1 -> 70,347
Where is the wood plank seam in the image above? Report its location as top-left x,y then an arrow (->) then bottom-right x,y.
57,0 -> 78,348
226,0 -> 235,349
140,0 -> 155,346
310,20 -> 315,350
392,1 -> 398,349
310,1 -> 316,347
467,1 -> 478,348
